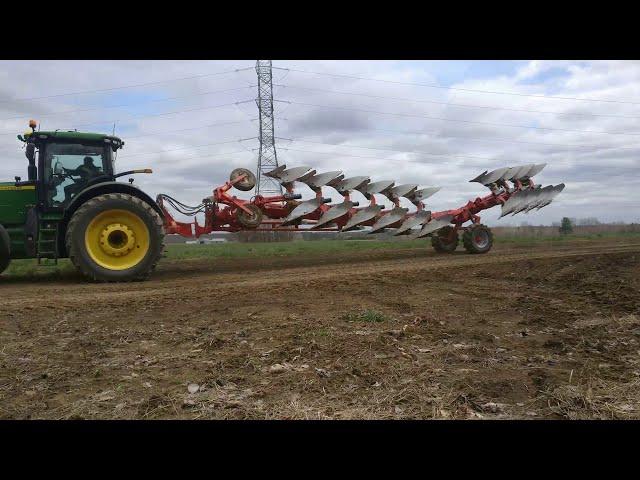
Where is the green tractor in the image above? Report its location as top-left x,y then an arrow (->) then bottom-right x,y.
0,121 -> 165,281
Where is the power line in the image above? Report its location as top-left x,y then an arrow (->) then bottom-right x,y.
0,86 -> 255,122
278,137 -> 491,160
0,100 -> 254,136
278,145 -> 609,168
125,120 -> 254,140
279,146 -> 448,164
0,66 -> 254,104
121,149 -> 253,166
274,66 -> 640,106
277,100 -> 640,137
275,83 -> 640,120
281,137 -> 638,167
277,117 -> 640,152
119,138 -> 257,158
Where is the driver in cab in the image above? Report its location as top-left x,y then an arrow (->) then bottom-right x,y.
62,156 -> 102,203
65,156 -> 101,180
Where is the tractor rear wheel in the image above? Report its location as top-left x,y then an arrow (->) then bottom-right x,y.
463,224 -> 493,254
65,193 -> 165,282
431,225 -> 459,253
236,204 -> 263,229
0,224 -> 11,275
230,168 -> 257,192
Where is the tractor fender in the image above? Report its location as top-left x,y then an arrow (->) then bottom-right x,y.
63,182 -> 164,223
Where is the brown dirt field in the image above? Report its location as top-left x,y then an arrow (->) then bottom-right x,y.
1,238 -> 639,419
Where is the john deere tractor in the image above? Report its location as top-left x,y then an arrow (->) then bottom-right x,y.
0,121 -> 165,281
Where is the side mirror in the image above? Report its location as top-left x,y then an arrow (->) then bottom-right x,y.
25,143 -> 35,163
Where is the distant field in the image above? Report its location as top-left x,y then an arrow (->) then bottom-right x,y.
165,231 -> 640,259
4,231 -> 640,279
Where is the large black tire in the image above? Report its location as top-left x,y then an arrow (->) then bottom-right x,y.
236,204 -> 263,229
0,224 -> 11,275
65,193 -> 165,282
230,168 -> 257,192
463,224 -> 493,254
431,225 -> 459,253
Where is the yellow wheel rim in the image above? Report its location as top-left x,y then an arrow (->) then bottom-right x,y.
85,209 -> 150,270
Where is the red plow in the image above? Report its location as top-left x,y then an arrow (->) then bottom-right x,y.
157,164 -> 565,254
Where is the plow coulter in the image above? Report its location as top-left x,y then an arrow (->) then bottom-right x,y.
158,163 -> 565,254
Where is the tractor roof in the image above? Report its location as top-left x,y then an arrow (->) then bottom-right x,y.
28,130 -> 124,147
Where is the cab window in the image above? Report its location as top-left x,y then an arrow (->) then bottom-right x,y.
44,143 -> 109,207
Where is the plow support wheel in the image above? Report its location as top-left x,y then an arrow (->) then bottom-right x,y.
229,168 -> 257,191
237,204 -> 264,228
431,225 -> 459,253
463,224 -> 493,254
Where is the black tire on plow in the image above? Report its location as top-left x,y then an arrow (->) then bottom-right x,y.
463,224 -> 494,254
236,204 -> 263,229
230,168 -> 257,192
431,225 -> 459,253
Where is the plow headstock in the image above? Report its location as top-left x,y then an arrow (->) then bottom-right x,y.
159,160 -> 565,256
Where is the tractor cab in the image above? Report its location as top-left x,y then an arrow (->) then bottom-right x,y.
19,123 -> 124,211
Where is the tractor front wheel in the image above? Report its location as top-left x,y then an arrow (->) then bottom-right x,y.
431,225 -> 459,253
0,224 -> 11,275
65,193 -> 165,282
463,224 -> 493,254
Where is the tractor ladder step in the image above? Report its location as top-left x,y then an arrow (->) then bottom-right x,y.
37,221 -> 60,265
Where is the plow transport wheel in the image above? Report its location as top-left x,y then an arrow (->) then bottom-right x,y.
230,168 -> 257,192
431,225 -> 459,253
463,224 -> 493,254
0,224 -> 10,275
236,204 -> 263,228
65,193 -> 165,282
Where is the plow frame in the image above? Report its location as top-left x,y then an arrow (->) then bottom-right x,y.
158,167 -> 553,243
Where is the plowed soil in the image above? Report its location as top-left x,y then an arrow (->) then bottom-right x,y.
1,238 -> 639,419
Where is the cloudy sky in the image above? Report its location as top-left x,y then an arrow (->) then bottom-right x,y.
1,60 -> 638,226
